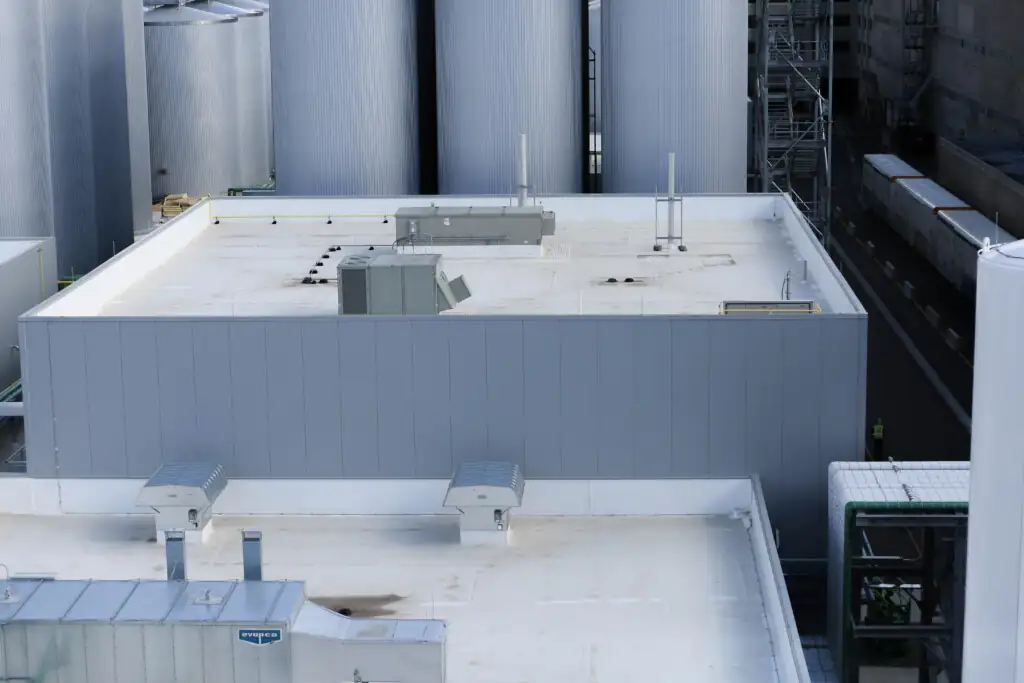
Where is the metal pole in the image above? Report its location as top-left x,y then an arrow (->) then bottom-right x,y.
667,153 -> 676,242
517,133 -> 529,207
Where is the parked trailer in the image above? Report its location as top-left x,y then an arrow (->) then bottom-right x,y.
862,154 -> 1015,298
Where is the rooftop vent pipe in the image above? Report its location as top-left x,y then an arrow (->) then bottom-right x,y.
242,529 -> 263,580
517,132 -> 529,207
165,530 -> 187,581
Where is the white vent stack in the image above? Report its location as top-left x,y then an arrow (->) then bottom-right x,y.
962,239 -> 1024,682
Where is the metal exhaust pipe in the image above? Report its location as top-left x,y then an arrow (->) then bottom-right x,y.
517,133 -> 529,207
165,530 -> 187,581
242,530 -> 263,581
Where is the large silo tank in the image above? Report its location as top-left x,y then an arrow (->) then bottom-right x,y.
272,1 -> 419,196
0,1 -> 53,239
962,240 -> 1024,682
192,1 -> 270,187
219,0 -> 273,177
435,0 -> 583,195
145,5 -> 240,198
601,0 -> 747,194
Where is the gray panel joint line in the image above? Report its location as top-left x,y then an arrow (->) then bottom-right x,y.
829,239 -> 970,432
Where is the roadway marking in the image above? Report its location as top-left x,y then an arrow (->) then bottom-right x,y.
830,239 -> 972,434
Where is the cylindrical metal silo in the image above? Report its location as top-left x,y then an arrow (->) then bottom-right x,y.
144,5 -> 240,198
219,0 -> 273,177
601,0 -> 747,194
435,0 -> 583,195
0,1 -> 53,239
962,240 -> 1024,683
272,0 -> 419,196
198,0 -> 271,186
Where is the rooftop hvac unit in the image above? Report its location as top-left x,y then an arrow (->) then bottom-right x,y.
394,206 -> 556,246
337,252 -> 471,315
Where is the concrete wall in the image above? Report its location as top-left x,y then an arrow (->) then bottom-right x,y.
20,313 -> 867,558
933,0 -> 1024,139
937,137 -> 1024,239
0,240 -> 57,388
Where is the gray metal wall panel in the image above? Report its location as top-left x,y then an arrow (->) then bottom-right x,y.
632,321 -> 672,477
709,323 -> 746,475
229,322 -> 270,477
0,1 -> 53,240
265,322 -> 305,476
338,321 -> 379,477
559,320 -> 600,476
376,321 -> 416,476
597,321 -> 633,477
83,323 -> 128,477
485,322 -> 525,466
670,320 -> 711,476
448,321 -> 488,466
20,322 -> 56,477
84,625 -> 117,683
145,18 -> 240,197
601,0 -> 747,193
120,0 -> 154,238
411,322 -> 452,477
271,0 -> 419,196
522,320 -> 561,477
155,323 -> 198,463
301,321 -> 343,477
435,0 -> 583,194
194,323 -> 234,472
29,315 -> 866,557
233,12 -> 272,186
112,625 -> 144,683
120,322 -> 162,478
49,324 -> 91,477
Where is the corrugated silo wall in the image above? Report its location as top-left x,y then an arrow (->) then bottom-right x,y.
272,0 -> 419,196
21,314 -> 867,559
435,0 -> 583,195
145,21 -> 240,198
38,0 -> 148,276
601,0 -> 747,193
233,11 -> 272,187
0,2 -> 53,241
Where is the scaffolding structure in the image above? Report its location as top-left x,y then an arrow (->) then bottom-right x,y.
841,506 -> 966,683
754,0 -> 835,243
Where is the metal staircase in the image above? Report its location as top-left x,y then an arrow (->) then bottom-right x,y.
755,0 -> 834,243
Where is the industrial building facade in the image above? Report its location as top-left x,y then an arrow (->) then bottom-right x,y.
17,194 -> 867,558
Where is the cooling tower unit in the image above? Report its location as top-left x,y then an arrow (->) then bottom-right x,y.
144,4 -> 240,198
962,240 -> 1024,683
0,2 -> 53,239
435,0 -> 583,195
272,0 -> 419,196
601,0 -> 747,194
213,0 -> 272,185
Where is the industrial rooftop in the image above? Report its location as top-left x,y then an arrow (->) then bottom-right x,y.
0,475 -> 808,683
30,195 -> 863,319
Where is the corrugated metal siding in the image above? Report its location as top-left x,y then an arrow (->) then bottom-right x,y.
145,18 -> 240,197
233,11 -> 271,186
0,1 -> 53,240
435,0 -> 583,195
272,0 -> 419,196
601,0 -> 747,193
23,314 -> 867,557
42,0 -> 100,274
87,0 -> 152,267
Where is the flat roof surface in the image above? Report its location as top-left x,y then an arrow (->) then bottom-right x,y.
31,195 -> 863,318
0,513 -> 792,683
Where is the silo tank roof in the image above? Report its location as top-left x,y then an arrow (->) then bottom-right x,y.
217,0 -> 269,12
143,5 -> 238,25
